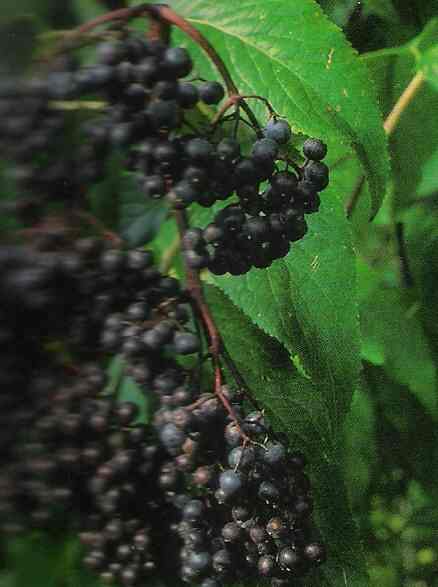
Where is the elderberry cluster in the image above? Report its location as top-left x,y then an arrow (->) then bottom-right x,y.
150,384 -> 326,586
0,23 -> 328,587
0,34 -> 225,220
1,30 -> 329,276
182,134 -> 329,275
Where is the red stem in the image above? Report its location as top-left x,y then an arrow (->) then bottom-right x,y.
72,3 -> 237,96
70,3 -> 262,134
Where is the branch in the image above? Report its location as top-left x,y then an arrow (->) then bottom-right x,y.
67,4 -> 263,136
384,71 -> 425,136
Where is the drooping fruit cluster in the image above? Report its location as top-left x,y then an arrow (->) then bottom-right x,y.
1,28 -> 328,275
0,244 -> 326,586
0,352 -> 326,587
0,15 -> 328,587
154,393 -> 327,586
181,133 -> 328,275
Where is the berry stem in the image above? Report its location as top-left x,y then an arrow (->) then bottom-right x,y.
220,346 -> 263,412
173,209 -> 221,357
384,71 -> 425,136
69,3 -> 263,137
212,94 -> 263,137
71,3 -> 237,95
173,208 -> 251,441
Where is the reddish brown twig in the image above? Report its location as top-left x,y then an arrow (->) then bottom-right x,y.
69,3 -> 262,135
173,208 -> 251,441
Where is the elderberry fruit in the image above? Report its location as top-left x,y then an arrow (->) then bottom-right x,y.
264,119 -> 292,144
303,137 -> 327,161
198,81 -> 225,104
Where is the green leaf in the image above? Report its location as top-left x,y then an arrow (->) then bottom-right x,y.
206,285 -> 369,587
359,262 -> 437,418
193,167 -> 361,438
173,0 -> 389,216
343,383 -> 377,508
365,363 -> 438,492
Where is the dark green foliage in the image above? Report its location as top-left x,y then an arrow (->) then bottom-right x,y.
1,1 -> 437,587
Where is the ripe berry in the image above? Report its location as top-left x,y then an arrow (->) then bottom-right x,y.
183,499 -> 205,521
258,554 -> 275,577
143,174 -> 166,199
263,442 -> 286,467
185,138 -> 214,164
218,470 -> 243,499
303,137 -> 327,161
304,542 -> 326,564
177,82 -> 199,108
162,47 -> 193,78
199,81 -> 225,104
278,546 -> 301,571
303,161 -> 329,191
251,138 -> 279,163
212,548 -> 232,574
217,137 -> 241,161
264,119 -> 292,144
222,522 -> 241,543
173,332 -> 200,355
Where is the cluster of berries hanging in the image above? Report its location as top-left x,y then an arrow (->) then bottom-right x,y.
0,7 -> 329,587
1,17 -> 328,276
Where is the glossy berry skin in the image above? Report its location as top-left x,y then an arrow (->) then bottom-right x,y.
173,332 -> 200,355
162,47 -> 193,78
304,542 -> 327,564
304,161 -> 329,191
198,81 -> 225,104
0,33 -> 329,585
219,470 -> 243,499
303,137 -> 327,161
251,138 -> 279,163
264,119 -> 292,144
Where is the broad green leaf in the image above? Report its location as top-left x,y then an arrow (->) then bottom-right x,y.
343,384 -> 377,508
358,255 -> 437,418
192,166 -> 361,438
394,207 -> 438,394
172,0 -> 389,216
75,0 -> 104,22
364,363 -> 438,492
0,574 -> 14,587
362,20 -> 438,212
206,285 -> 369,587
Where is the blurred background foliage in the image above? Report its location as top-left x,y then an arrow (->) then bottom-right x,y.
0,0 -> 437,586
